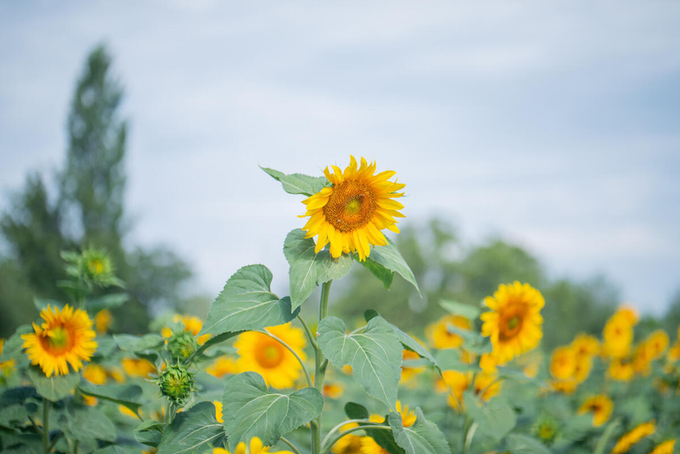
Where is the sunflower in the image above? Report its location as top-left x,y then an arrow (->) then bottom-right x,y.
480,282 -> 544,364
550,346 -> 577,380
235,323 -> 307,389
611,420 -> 655,454
300,156 -> 405,261
0,339 -> 16,382
426,315 -> 471,350
608,358 -> 635,382
21,305 -> 97,377
83,364 -> 107,384
214,401 -> 223,423
646,330 -> 669,359
360,437 -> 389,454
401,348 -> 426,385
122,357 -> 156,378
206,356 -> 238,378
632,343 -> 653,376
578,395 -> 613,427
602,316 -> 634,359
438,370 -> 499,411
216,437 -> 293,454
571,333 -> 600,358
95,309 -> 112,335
650,440 -> 676,454
331,422 -> 363,454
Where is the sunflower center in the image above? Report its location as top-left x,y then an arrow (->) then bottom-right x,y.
323,180 -> 376,232
88,259 -> 104,275
499,309 -> 524,341
41,325 -> 73,354
255,341 -> 285,368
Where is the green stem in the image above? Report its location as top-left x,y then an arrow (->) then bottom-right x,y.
280,437 -> 303,454
321,425 -> 392,454
312,280 -> 332,454
297,315 -> 319,352
463,421 -> 477,454
594,419 -> 620,454
321,419 -> 382,448
42,399 -> 50,454
258,329 -> 313,388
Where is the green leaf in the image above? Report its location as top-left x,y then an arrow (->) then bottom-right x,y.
92,335 -> 118,359
366,240 -> 420,295
463,392 -> 516,442
284,229 -> 354,309
0,325 -> 32,363
359,257 -> 394,290
71,407 -> 117,442
113,334 -> 164,353
200,265 -> 299,336
86,293 -> 129,312
157,402 -> 225,454
495,366 -> 545,386
505,434 -> 551,454
33,298 -> 65,312
0,404 -> 28,428
390,325 -> 438,370
434,350 -> 480,373
389,408 -> 450,454
260,166 -> 329,196
344,402 -> 369,420
439,300 -> 480,320
188,331 -> 241,363
78,383 -> 143,413
27,367 -> 80,402
222,372 -> 323,450
318,316 -> 402,409
135,420 -> 164,447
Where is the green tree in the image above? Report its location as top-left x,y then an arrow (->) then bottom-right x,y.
0,44 -> 193,336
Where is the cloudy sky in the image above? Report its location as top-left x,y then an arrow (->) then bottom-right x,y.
1,1 -> 679,313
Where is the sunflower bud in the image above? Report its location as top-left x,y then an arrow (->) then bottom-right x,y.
532,416 -> 560,446
158,362 -> 195,405
167,331 -> 198,361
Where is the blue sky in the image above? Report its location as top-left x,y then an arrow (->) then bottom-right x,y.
1,1 -> 679,313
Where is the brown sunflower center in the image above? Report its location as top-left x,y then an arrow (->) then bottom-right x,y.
41,325 -> 73,354
323,180 -> 376,232
255,341 -> 285,368
499,309 -> 524,341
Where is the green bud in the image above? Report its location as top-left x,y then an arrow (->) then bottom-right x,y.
532,415 -> 560,446
167,331 -> 198,361
158,362 -> 195,405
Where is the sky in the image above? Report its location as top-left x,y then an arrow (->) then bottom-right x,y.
1,1 -> 679,314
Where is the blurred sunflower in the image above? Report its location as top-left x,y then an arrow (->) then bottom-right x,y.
401,348 -> 426,385
611,420 -> 655,454
578,395 -> 613,427
95,309 -> 112,334
426,315 -> 471,350
0,339 -> 16,382
300,156 -> 405,261
608,358 -> 635,382
214,401 -> 223,423
122,357 -> 156,378
632,343 -> 653,376
360,436 -> 388,454
163,314 -> 211,345
215,437 -> 293,454
650,440 -> 676,454
646,330 -> 669,359
550,346 -> 577,380
235,323 -> 306,389
22,305 -> 97,377
206,356 -> 238,378
571,333 -> 600,358
602,316 -> 634,359
331,422 -> 363,454
480,282 -> 544,364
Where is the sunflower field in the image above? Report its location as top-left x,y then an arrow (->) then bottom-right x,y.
0,157 -> 679,454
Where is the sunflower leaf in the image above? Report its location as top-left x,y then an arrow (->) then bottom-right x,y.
78,383 -> 143,414
157,401 -> 225,454
284,229 -> 354,310
200,265 -> 299,336
439,299 -> 480,320
358,256 -> 394,289
434,350 -> 481,373
463,392 -> 516,442
113,334 -> 164,353
366,240 -> 420,295
318,316 -> 402,410
0,324 -> 32,363
260,166 -> 329,197
222,372 -> 323,450
27,366 -> 81,402
389,409 -> 450,454
71,406 -> 117,443
86,293 -> 129,312
505,434 -> 551,454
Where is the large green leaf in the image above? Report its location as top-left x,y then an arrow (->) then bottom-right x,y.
0,404 -> 27,428
200,265 -> 298,336
0,325 -> 32,363
135,420 -> 164,447
71,407 -> 117,442
439,299 -> 480,320
27,367 -> 81,402
222,372 -> 323,450
187,331 -> 241,363
366,240 -> 420,295
358,256 -> 394,290
78,383 -> 143,413
463,392 -> 516,442
505,434 -> 551,454
113,334 -> 164,353
157,402 -> 225,454
260,166 -> 329,196
318,316 -> 402,409
389,409 -> 449,454
284,229 -> 354,309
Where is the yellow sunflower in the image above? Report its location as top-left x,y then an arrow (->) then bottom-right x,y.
214,401 -> 223,423
216,437 -> 293,454
646,330 -> 669,359
122,357 -> 156,378
83,364 -> 107,384
480,282 -> 544,365
550,346 -> 577,380
578,395 -> 613,427
426,315 -> 471,350
611,420 -> 655,454
668,341 -> 680,362
206,356 -> 238,378
300,156 -> 405,261
235,323 -> 307,389
632,343 -> 653,376
95,309 -> 112,335
0,339 -> 16,381
360,437 -> 389,454
21,305 -> 97,377
602,316 -> 634,359
608,358 -> 635,382
401,349 -> 426,385
332,422 -> 363,454
571,333 -> 600,358
650,440 -> 676,454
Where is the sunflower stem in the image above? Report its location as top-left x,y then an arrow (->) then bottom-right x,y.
42,399 -> 50,453
297,315 -> 319,352
257,328 -> 313,388
312,280 -> 332,454
280,436 -> 303,454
